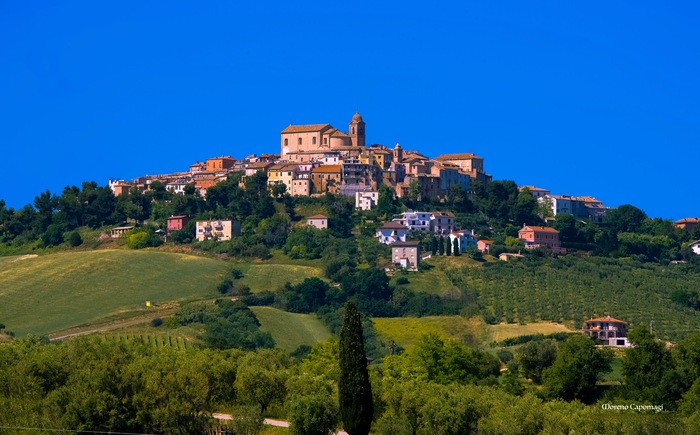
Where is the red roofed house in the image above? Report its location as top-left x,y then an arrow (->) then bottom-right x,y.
477,239 -> 494,254
581,316 -> 630,347
307,214 -> 328,230
675,218 -> 700,234
518,225 -> 565,253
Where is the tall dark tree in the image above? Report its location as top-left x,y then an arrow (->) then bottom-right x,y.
339,302 -> 373,435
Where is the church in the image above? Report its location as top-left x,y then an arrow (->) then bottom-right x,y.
280,112 -> 366,161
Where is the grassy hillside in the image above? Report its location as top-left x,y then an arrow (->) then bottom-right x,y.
0,250 -> 231,336
250,306 -> 332,352
373,316 -> 485,351
236,263 -> 323,293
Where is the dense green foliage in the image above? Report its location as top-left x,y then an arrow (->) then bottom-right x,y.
174,299 -> 274,351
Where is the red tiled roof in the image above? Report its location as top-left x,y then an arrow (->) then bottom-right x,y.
307,214 -> 328,219
381,222 -> 408,230
434,153 -> 484,160
312,165 -> 341,173
520,225 -> 559,234
586,316 -> 626,324
281,124 -> 331,133
391,240 -> 420,246
676,217 -> 700,224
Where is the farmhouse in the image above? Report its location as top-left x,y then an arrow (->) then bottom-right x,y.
581,316 -> 630,347
391,240 -> 421,271
307,214 -> 328,230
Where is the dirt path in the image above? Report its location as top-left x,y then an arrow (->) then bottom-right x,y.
49,307 -> 180,341
212,413 -> 348,434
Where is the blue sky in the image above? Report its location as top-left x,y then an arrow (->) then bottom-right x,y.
1,2 -> 698,220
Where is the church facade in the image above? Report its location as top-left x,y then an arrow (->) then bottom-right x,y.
280,112 -> 366,159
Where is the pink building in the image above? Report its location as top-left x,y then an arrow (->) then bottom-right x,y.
391,241 -> 421,271
167,215 -> 192,234
307,214 -> 328,230
518,225 -> 565,253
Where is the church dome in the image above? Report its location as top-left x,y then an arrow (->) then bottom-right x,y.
351,112 -> 363,122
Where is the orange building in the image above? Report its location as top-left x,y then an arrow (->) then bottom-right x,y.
205,156 -> 236,172
311,165 -> 342,194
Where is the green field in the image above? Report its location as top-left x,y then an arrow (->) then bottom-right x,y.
250,306 -> 332,352
373,316 -> 485,351
0,250 -> 231,336
236,263 -> 323,293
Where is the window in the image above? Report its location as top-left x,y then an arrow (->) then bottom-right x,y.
284,138 -> 288,146
312,137 -> 317,145
352,127 -> 355,134
298,138 -> 302,145
323,138 -> 328,144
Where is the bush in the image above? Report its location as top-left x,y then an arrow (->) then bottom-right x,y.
150,318 -> 163,327
68,231 -> 83,247
395,276 -> 409,285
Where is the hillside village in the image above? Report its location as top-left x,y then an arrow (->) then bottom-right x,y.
106,112 -> 700,266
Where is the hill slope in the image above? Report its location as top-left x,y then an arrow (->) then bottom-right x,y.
0,250 -> 231,336
250,306 -> 332,351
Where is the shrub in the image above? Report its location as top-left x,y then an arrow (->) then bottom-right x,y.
68,231 -> 83,247
150,318 -> 163,327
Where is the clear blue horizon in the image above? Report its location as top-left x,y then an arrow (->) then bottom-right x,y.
1,2 -> 698,220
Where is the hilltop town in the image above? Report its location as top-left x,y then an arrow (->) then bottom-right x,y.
2,112 -> 700,434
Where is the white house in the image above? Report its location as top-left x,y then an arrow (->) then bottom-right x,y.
449,230 -> 478,252
376,222 -> 409,245
392,210 -> 432,232
690,240 -> 700,255
355,191 -> 379,210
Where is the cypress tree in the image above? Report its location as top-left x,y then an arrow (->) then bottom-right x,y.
453,238 -> 461,256
339,301 -> 374,435
446,237 -> 452,256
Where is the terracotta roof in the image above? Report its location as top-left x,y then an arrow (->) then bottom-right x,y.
168,215 -> 189,219
431,211 -> 455,218
281,124 -> 331,133
479,240 -> 495,244
391,240 -> 420,247
676,217 -> 700,224
312,165 -> 341,173
380,222 -> 408,230
307,214 -> 328,219
519,185 -> 549,192
434,153 -> 484,160
520,225 -> 559,234
586,316 -> 626,324
247,162 -> 273,169
330,130 -> 350,137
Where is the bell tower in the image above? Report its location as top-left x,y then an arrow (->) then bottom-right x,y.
349,112 -> 366,148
